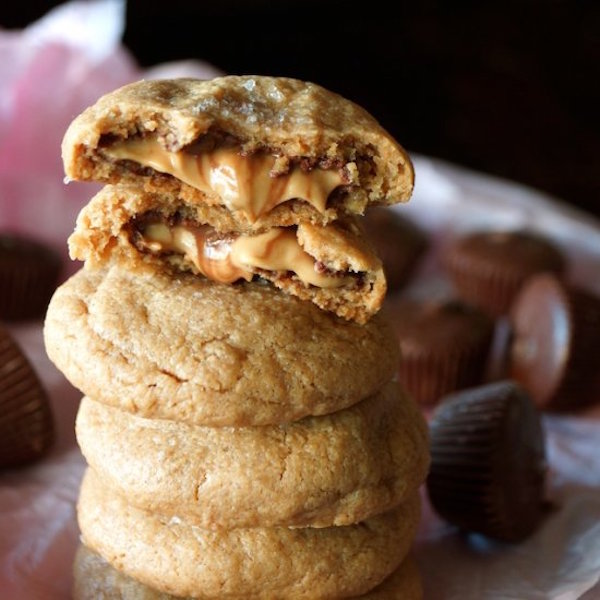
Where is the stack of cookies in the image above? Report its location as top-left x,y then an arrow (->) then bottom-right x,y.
44,76 -> 429,599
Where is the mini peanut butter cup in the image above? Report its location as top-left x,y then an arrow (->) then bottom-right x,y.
508,273 -> 600,411
443,230 -> 566,317
427,380 -> 546,542
362,207 -> 428,291
0,326 -> 54,467
390,299 -> 494,406
0,233 -> 62,321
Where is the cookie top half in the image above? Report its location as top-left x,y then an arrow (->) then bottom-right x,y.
44,263 -> 399,426
62,76 -> 414,230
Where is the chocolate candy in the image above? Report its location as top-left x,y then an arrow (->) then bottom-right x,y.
509,273 -> 600,411
0,233 -> 62,321
443,230 -> 566,316
0,325 -> 54,467
362,207 -> 428,291
390,298 -> 494,406
427,380 -> 546,542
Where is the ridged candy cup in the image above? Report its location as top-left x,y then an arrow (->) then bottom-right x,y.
0,326 -> 54,467
427,380 -> 546,542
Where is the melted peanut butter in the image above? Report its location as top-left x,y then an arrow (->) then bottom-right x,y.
106,139 -> 345,223
141,223 -> 352,289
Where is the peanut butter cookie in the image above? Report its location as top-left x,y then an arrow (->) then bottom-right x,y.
62,77 -> 414,231
76,380 -> 428,529
68,184 -> 386,323
78,469 -> 420,599
73,544 -> 423,599
44,263 -> 399,426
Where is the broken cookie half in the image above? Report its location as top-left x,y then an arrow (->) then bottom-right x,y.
69,185 -> 386,324
62,76 -> 414,232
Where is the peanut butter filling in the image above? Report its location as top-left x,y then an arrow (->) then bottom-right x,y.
138,222 -> 353,289
106,139 -> 346,222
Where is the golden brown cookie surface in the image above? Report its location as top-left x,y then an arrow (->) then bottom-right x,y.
77,469 -> 420,600
62,77 -> 413,230
44,263 -> 399,426
76,381 -> 428,529
73,544 -> 423,600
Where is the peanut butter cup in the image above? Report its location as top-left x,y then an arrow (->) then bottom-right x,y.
362,207 -> 428,291
443,229 -> 566,316
389,298 -> 494,406
0,325 -> 54,467
427,380 -> 546,542
508,273 -> 600,411
0,233 -> 62,321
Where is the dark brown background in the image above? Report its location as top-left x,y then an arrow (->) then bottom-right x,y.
4,1 -> 599,217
